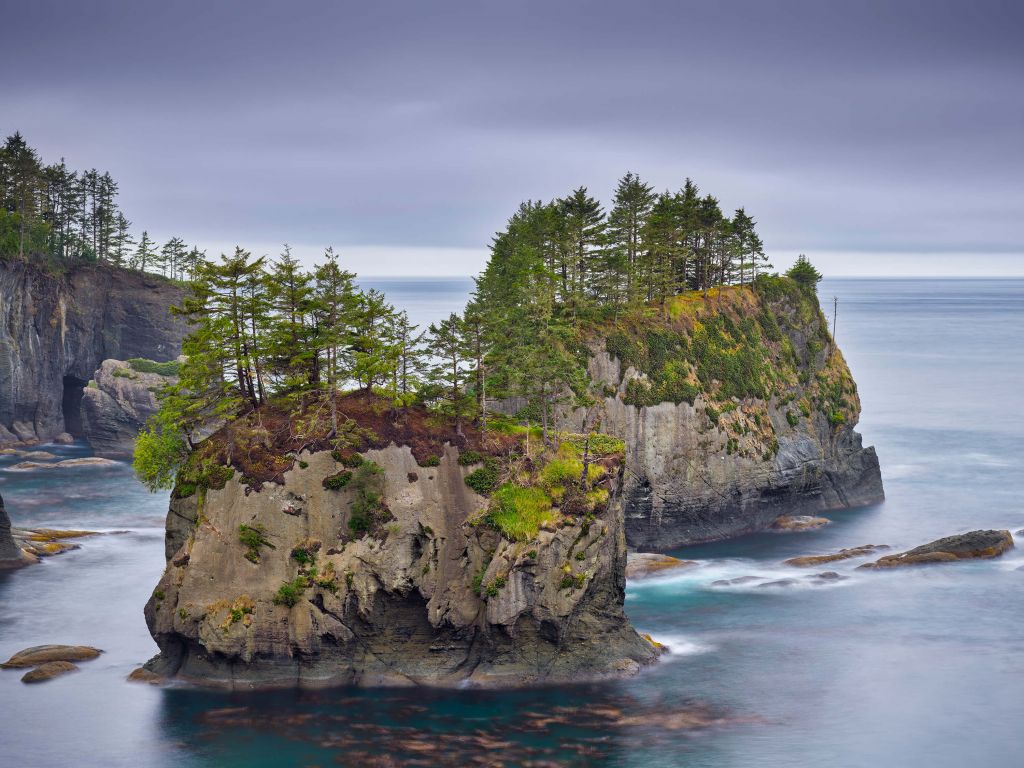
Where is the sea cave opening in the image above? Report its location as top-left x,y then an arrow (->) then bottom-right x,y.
62,375 -> 88,437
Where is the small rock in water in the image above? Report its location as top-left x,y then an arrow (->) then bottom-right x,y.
757,578 -> 800,588
21,661 -> 79,683
20,451 -> 57,460
53,432 -> 76,444
809,571 -> 846,582
1,644 -> 103,668
859,530 -> 1014,569
127,667 -> 164,685
56,457 -> 118,468
626,552 -> 698,579
771,515 -> 831,532
711,575 -> 763,586
784,544 -> 888,567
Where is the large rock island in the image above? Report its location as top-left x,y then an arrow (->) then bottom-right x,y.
143,395 -> 658,689
559,279 -> 883,550
0,259 -> 185,445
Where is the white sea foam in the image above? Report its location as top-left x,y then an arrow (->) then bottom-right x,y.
653,634 -> 714,660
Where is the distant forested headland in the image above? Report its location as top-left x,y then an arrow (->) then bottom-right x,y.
0,132 -> 201,277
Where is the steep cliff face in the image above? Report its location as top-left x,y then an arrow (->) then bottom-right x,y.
80,358 -> 179,457
0,260 -> 185,445
560,281 -> 883,550
145,444 -> 656,689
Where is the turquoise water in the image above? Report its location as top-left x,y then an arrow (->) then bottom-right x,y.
1,277 -> 1022,767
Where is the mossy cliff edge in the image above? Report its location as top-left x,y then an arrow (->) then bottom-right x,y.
557,278 -> 883,550
144,399 -> 658,689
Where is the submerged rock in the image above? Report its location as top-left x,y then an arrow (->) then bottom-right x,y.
772,515 -> 831,532
859,530 -> 1014,569
784,544 -> 888,567
625,552 -> 698,579
1,644 -> 102,668
757,578 -> 800,588
20,450 -> 57,460
711,575 -> 764,586
20,661 -> 79,683
53,432 -> 75,444
8,457 -> 117,470
145,444 -> 658,689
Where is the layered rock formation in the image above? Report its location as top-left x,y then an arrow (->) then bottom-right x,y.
145,444 -> 657,689
0,260 -> 185,445
558,282 -> 884,550
80,358 -> 179,457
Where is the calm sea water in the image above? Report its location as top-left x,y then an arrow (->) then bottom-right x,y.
1,277 -> 1022,767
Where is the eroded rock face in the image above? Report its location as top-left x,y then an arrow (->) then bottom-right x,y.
0,494 -> 27,569
0,261 -> 185,446
145,445 -> 657,689
559,348 -> 883,551
859,530 -> 1014,569
80,359 -> 178,457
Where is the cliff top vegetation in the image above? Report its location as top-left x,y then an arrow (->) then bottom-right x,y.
133,170 -> 836,539
0,132 -> 203,279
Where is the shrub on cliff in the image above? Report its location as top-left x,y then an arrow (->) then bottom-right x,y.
487,485 -> 555,541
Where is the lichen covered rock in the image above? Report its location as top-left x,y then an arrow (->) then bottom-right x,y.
144,444 -> 657,689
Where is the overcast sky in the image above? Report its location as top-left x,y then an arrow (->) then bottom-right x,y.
3,0 -> 1021,276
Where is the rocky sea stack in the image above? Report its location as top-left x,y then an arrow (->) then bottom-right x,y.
144,394 -> 658,689
557,279 -> 884,549
81,357 -> 180,457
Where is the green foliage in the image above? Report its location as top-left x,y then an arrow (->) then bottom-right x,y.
322,470 -> 353,490
238,523 -> 274,563
786,255 -> 823,291
786,410 -> 800,427
488,484 -> 555,541
112,367 -> 135,379
127,358 -> 181,376
419,455 -> 441,467
347,460 -> 388,536
471,568 -> 486,596
464,458 -> 501,495
290,544 -> 316,566
457,449 -> 482,466
829,410 -> 846,426
340,453 -> 364,468
133,418 -> 190,492
562,432 -> 626,457
273,577 -> 307,608
574,551 -> 586,561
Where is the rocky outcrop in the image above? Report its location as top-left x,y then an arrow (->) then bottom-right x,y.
859,530 -> 1014,569
144,444 -> 657,689
625,552 -> 697,579
80,358 -> 178,457
0,259 -> 185,445
0,493 -> 28,569
554,284 -> 884,551
784,544 -> 888,567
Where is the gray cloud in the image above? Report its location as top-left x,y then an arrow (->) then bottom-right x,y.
2,0 -> 1021,274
